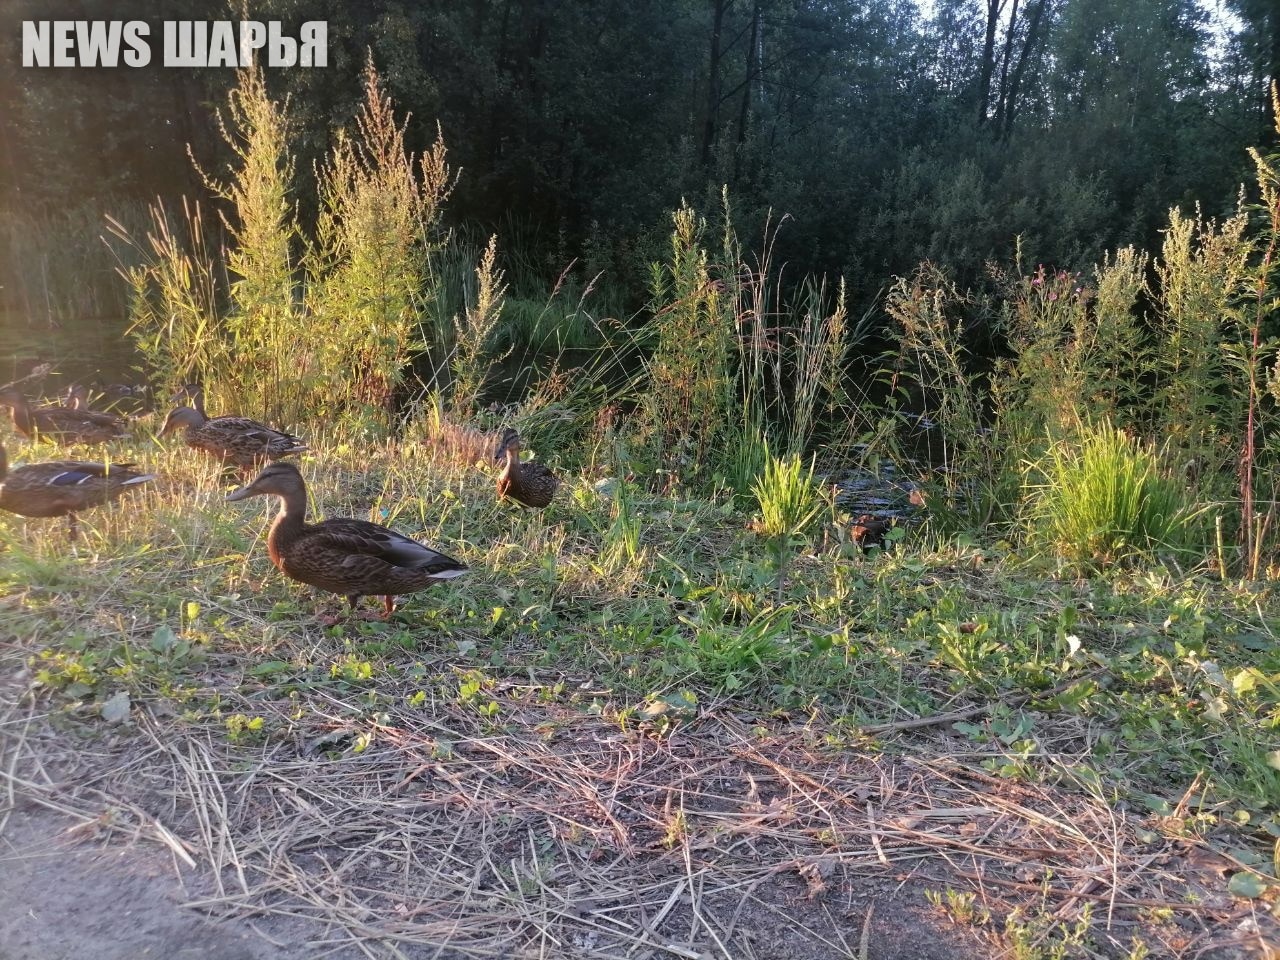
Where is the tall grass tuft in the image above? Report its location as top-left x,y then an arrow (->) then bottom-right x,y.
598,480 -> 644,575
885,265 -> 1014,523
1024,421 -> 1203,570
730,212 -> 869,468
310,57 -> 454,428
111,199 -> 222,394
1153,206 -> 1253,476
752,447 -> 822,599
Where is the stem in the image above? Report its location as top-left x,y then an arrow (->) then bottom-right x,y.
773,538 -> 788,603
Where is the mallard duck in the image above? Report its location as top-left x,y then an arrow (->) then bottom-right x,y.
161,383 -> 307,473
226,462 -> 468,618
851,514 -> 891,550
0,387 -> 127,445
62,384 -> 129,432
495,428 -> 560,508
0,441 -> 156,540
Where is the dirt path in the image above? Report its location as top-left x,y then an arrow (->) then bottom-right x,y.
0,801 -> 986,960
0,807 -> 311,960
2,671 -> 1271,959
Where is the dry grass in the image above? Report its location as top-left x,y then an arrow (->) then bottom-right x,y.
2,669 -> 1273,960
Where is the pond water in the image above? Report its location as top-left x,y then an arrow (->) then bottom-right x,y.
0,312 -> 142,398
0,311 -> 614,411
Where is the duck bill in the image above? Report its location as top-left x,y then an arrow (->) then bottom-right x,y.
226,482 -> 258,502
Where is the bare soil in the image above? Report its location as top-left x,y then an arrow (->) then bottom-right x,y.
0,803 -> 982,960
0,806 -> 311,960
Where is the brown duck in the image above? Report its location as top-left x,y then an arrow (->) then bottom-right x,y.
851,514 -> 892,550
495,428 -> 560,508
62,384 -> 129,431
161,383 -> 307,473
0,440 -> 156,539
0,388 -> 127,445
226,462 -> 469,618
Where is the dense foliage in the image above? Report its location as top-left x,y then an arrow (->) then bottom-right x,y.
1,0 -> 1273,316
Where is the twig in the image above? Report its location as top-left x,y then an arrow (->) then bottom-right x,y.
860,671 -> 1102,735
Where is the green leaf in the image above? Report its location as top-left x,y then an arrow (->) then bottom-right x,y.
1227,871 -> 1268,899
249,660 -> 292,677
1138,793 -> 1173,816
100,690 -> 131,724
151,624 -> 177,653
1231,668 -> 1260,697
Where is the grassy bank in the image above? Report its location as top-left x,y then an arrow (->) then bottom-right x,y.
3,64 -> 1279,959
1,420 -> 1277,957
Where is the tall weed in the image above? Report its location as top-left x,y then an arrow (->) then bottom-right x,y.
310,58 -> 453,428
195,65 -> 305,425
639,202 -> 733,484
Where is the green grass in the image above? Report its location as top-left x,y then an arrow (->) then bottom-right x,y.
1024,421 -> 1207,570
2,422 -> 1278,951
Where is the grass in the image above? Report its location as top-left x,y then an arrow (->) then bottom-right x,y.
1025,422 -> 1205,570
1,422 -> 1279,957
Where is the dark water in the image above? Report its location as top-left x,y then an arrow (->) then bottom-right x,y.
0,312 -> 617,410
0,312 -> 142,399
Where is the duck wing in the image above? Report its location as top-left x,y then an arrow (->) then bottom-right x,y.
207,416 -> 306,445
12,460 -> 149,484
309,518 -> 467,576
34,407 -> 126,441
1,460 -> 154,516
202,417 -> 309,457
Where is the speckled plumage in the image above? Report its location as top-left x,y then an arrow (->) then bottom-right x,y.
0,441 -> 156,539
61,384 -> 129,432
226,462 -> 468,618
0,388 -> 127,445
495,428 -> 560,509
161,384 -> 307,471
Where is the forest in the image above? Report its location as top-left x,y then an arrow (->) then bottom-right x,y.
2,1 -> 1280,958
2,0 -> 1276,323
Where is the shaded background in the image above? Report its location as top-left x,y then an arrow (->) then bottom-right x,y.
0,0 -> 1275,376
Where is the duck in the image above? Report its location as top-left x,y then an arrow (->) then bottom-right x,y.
0,440 -> 156,540
161,383 -> 307,473
850,514 -> 892,550
226,462 -> 469,618
62,384 -> 130,431
495,428 -> 560,508
0,387 -> 128,445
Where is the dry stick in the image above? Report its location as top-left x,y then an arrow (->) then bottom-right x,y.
858,903 -> 873,960
861,670 -> 1102,735
0,362 -> 53,394
682,835 -> 732,960
866,801 -> 889,865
